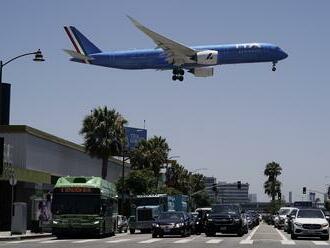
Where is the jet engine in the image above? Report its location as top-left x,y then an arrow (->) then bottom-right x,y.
189,67 -> 214,77
191,50 -> 218,65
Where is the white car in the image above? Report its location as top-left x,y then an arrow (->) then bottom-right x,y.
275,207 -> 296,229
291,209 -> 329,240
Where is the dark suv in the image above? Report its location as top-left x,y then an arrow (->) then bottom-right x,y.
205,204 -> 245,237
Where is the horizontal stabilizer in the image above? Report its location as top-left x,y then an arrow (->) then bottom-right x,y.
63,49 -> 94,61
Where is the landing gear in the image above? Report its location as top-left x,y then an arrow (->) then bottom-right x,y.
272,61 -> 277,72
172,67 -> 184,81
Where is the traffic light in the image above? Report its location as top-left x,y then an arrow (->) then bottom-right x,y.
303,187 -> 306,194
0,137 -> 4,176
278,192 -> 281,200
237,181 -> 241,190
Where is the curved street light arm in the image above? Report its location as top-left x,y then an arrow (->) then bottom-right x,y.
2,52 -> 38,67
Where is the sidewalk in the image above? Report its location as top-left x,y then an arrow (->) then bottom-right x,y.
0,230 -> 53,241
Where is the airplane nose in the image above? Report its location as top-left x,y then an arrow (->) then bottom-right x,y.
281,50 -> 288,59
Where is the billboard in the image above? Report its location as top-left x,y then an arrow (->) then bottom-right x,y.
124,127 -> 147,151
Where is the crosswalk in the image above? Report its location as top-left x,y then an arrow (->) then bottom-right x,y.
3,237 -> 330,246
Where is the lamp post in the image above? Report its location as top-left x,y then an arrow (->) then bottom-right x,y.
0,49 -> 44,84
0,49 -> 44,125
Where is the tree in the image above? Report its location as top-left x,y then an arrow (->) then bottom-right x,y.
264,161 -> 282,202
116,169 -> 156,195
130,136 -> 170,187
80,106 -> 127,179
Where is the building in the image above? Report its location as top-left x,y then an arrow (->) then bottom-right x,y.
248,193 -> 257,203
203,176 -> 218,202
289,191 -> 293,204
0,125 -> 130,230
217,181 -> 249,204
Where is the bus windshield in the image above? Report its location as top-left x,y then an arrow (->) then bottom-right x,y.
52,194 -> 100,215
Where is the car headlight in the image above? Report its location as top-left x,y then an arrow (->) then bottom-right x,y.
234,218 -> 240,223
294,222 -> 302,227
196,222 -> 199,225
152,223 -> 159,227
52,220 -> 59,224
93,220 -> 100,225
175,223 -> 184,228
207,218 -> 213,222
321,223 -> 329,228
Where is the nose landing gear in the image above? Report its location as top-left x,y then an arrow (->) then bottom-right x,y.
272,62 -> 277,72
172,67 -> 184,81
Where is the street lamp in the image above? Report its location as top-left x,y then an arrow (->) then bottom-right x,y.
0,49 -> 45,83
0,49 -> 45,125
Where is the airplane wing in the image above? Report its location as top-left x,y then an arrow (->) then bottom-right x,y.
127,16 -> 197,65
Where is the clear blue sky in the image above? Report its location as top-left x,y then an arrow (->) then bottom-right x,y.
1,0 -> 330,202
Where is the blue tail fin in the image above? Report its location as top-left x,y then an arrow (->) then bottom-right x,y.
64,26 -> 101,55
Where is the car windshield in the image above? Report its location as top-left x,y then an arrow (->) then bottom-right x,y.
278,209 -> 291,215
158,212 -> 184,220
212,205 -> 239,214
297,210 -> 325,218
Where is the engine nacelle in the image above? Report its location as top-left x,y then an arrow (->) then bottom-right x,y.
189,67 -> 214,77
194,50 -> 218,65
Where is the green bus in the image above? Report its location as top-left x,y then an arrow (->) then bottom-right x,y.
51,176 -> 118,237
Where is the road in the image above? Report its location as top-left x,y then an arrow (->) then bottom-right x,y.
1,223 -> 329,248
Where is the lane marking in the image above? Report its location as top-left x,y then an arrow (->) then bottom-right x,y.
7,238 -> 52,244
275,228 -> 295,245
240,224 -> 260,244
206,239 -> 223,244
313,241 -> 329,246
174,236 -> 197,243
106,238 -> 131,243
39,239 -> 70,243
72,239 -> 98,243
138,238 -> 162,243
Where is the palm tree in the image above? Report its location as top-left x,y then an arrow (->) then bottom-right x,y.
264,161 -> 282,201
130,136 -> 170,186
80,106 -> 127,179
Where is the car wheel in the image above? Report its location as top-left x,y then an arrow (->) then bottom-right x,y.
206,231 -> 215,237
152,233 -> 157,238
130,229 -> 135,234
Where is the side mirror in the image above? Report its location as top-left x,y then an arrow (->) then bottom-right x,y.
326,216 -> 330,220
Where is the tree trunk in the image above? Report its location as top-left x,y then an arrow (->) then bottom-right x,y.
102,157 -> 108,179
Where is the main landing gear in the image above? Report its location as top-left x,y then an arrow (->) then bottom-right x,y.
272,61 -> 277,71
172,67 -> 184,81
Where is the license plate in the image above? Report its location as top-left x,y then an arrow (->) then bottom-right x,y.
220,227 -> 227,231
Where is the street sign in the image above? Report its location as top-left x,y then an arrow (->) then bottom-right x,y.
124,127 -> 147,151
9,176 -> 17,186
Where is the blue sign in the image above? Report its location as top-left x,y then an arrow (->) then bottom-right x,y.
124,127 -> 147,151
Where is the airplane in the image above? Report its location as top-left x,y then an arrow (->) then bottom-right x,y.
64,16 -> 288,81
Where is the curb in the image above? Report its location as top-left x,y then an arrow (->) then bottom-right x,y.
0,233 -> 53,241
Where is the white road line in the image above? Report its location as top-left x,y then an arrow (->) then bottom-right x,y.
7,238 -> 52,244
174,237 -> 196,243
106,238 -> 131,243
138,238 -> 162,243
313,241 -> 329,246
39,239 -> 70,243
72,239 -> 98,243
275,228 -> 295,245
240,224 -> 260,244
206,239 -> 223,244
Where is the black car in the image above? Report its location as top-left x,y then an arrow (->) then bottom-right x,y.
152,211 -> 191,238
205,204 -> 245,237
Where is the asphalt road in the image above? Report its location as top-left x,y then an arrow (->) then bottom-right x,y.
1,223 -> 329,248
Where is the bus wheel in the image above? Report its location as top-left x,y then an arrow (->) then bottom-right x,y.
130,229 -> 135,234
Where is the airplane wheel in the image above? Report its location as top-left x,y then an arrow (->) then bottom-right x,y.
272,67 -> 276,71
173,68 -> 178,75
178,76 -> 184,81
172,75 -> 177,81
179,69 -> 184,75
